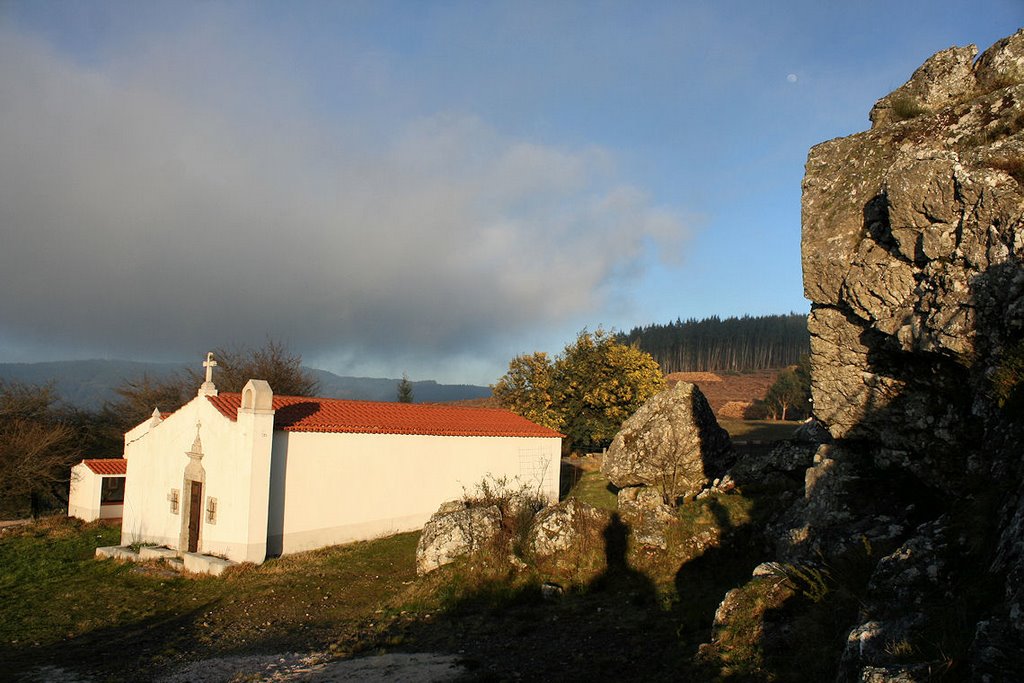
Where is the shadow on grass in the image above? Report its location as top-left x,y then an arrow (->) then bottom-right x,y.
559,459 -> 583,499
385,502 -> 776,681
4,604 -> 214,681
673,497 -> 762,640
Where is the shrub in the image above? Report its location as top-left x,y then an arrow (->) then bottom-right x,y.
890,95 -> 929,121
988,155 -> 1024,185
991,339 -> 1024,415
461,475 -> 546,564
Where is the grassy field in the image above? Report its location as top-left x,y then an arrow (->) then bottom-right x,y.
1,517 -> 424,680
3,421 -> 802,681
718,418 -> 800,442
563,469 -> 619,511
0,514 -> 730,680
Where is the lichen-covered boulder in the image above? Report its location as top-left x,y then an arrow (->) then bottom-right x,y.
601,382 -> 733,502
526,498 -> 608,561
415,501 -> 502,575
616,486 -> 677,549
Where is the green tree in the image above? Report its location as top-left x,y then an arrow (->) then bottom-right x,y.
553,329 -> 665,451
494,330 -> 665,452
764,355 -> 811,421
0,381 -> 80,517
492,352 -> 561,431
397,373 -> 414,403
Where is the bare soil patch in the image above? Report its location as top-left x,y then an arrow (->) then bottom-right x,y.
666,370 -> 780,417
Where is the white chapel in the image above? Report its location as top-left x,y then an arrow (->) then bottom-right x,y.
116,354 -> 563,565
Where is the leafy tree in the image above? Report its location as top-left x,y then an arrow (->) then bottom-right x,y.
492,352 -> 561,431
494,330 -> 665,452
0,381 -> 80,517
763,355 -> 812,421
554,329 -> 665,451
397,373 -> 414,403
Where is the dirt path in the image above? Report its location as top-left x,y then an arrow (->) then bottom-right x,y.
25,652 -> 467,683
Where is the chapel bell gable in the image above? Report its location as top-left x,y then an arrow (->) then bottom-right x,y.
240,379 -> 274,414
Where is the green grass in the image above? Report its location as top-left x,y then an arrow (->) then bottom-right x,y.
2,438 -> 815,682
890,95 -> 929,121
1,516 -> 422,679
719,418 -> 799,442
0,515 -> 712,680
564,470 -> 618,510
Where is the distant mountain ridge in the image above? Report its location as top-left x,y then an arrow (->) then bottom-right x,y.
0,360 -> 492,408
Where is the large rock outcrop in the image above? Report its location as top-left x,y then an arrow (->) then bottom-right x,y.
705,30 -> 1024,682
803,31 -> 1024,489
798,29 -> 1024,680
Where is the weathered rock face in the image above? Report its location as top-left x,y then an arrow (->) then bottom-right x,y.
526,498 -> 608,561
794,28 -> 1024,682
601,382 -> 733,502
415,501 -> 502,575
803,28 -> 1024,493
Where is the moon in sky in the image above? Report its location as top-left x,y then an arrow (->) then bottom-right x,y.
787,73 -> 799,83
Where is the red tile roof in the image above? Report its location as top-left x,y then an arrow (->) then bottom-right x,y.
206,393 -> 562,438
82,459 -> 127,475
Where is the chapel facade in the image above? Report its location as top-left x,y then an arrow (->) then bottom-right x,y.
119,355 -> 562,564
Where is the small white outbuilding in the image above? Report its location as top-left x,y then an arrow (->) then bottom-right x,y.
118,355 -> 562,564
68,458 -> 127,522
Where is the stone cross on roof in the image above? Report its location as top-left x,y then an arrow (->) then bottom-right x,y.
198,352 -> 219,397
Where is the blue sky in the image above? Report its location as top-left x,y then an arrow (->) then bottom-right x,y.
1,1 -> 1021,384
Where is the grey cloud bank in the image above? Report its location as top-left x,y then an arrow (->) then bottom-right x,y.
0,24 -> 686,383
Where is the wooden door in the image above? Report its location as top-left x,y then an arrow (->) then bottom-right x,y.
188,481 -> 203,552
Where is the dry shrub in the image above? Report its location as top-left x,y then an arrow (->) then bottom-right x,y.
891,95 -> 930,121
461,475 -> 547,564
989,155 -> 1024,185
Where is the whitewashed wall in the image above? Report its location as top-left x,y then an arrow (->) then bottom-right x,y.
122,392 -> 561,564
120,396 -> 273,563
67,464 -> 123,521
267,431 -> 561,556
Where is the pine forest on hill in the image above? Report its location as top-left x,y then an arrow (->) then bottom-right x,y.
619,313 -> 809,373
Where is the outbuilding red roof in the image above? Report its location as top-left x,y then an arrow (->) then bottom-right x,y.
82,459 -> 127,475
206,393 -> 562,439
